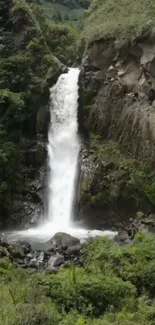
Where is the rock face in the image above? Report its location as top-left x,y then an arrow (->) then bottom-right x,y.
10,138 -> 48,228
78,38 -> 155,229
116,213 -> 155,245
80,39 -> 155,167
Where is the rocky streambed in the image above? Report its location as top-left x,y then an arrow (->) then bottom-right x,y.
1,214 -> 155,272
0,232 -> 83,273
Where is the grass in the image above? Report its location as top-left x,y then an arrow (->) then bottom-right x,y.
82,0 -> 155,49
2,234 -> 155,324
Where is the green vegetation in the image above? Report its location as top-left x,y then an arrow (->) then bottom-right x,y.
0,0 -> 76,222
82,140 -> 155,213
41,0 -> 91,24
82,0 -> 155,49
2,1 -> 155,323
0,0 -> 80,222
44,0 -> 90,10
2,234 -> 155,324
47,23 -> 77,63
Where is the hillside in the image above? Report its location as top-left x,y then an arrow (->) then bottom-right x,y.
0,0 -> 76,227
40,0 -> 91,23
82,0 -> 155,48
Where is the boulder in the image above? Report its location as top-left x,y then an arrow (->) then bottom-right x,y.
67,244 -> 82,256
37,251 -> 45,264
48,254 -> 64,268
29,258 -> 38,269
26,253 -> 33,259
8,244 -> 26,259
50,232 -> 80,249
17,240 -> 31,254
115,231 -> 131,245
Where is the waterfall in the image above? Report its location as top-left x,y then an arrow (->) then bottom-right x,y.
47,68 -> 80,227
6,68 -> 117,242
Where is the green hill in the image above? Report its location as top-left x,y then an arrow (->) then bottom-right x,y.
82,0 -> 155,49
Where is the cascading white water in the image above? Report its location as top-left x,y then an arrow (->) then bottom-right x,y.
47,68 -> 80,227
5,68 -> 117,242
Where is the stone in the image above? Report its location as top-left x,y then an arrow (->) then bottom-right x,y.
8,244 -> 26,259
61,244 -> 68,251
26,253 -> 33,259
115,231 -> 131,245
67,244 -> 82,256
48,254 -> 64,268
29,258 -> 38,269
14,258 -> 26,265
50,232 -> 80,249
37,252 -> 45,263
106,65 -> 116,79
140,44 -> 155,66
17,240 -> 31,254
88,41 -> 115,71
117,61 -> 141,88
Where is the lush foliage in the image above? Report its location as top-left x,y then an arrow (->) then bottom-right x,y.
81,0 -> 155,49
0,0 -> 62,220
81,140 -> 155,212
41,0 -> 91,24
2,234 -> 155,324
44,0 -> 91,9
0,0 -> 79,221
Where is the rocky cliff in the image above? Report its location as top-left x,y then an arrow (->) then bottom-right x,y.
78,0 -> 155,230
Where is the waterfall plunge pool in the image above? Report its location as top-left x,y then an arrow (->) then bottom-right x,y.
2,68 -> 117,246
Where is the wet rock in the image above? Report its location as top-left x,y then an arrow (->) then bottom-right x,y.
67,244 -> 82,256
37,251 -> 45,262
50,232 -> 80,249
17,240 -> 31,254
115,231 -> 131,245
48,254 -> 64,268
8,244 -> 26,259
36,251 -> 46,267
15,258 -> 26,266
48,243 -> 56,253
29,258 -> 38,269
26,253 -> 33,259
0,235 -> 16,248
61,244 -> 68,251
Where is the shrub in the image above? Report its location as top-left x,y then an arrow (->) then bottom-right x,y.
41,266 -> 136,317
83,234 -> 155,297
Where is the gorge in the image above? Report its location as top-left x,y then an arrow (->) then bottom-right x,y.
1,1 -> 155,325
